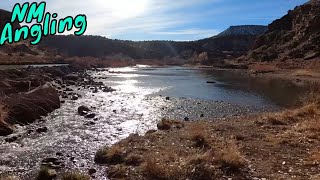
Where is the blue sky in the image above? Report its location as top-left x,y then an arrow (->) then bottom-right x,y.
2,0 -> 308,41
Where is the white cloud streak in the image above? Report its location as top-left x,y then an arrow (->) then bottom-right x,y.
3,0 -> 222,40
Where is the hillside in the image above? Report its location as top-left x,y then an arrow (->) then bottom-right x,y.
40,25 -> 267,64
238,0 -> 320,66
216,25 -> 268,37
0,9 -> 59,65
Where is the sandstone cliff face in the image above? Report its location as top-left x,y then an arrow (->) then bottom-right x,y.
240,0 -> 320,63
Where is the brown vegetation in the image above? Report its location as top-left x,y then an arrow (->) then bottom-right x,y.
95,122 -> 248,179
62,172 -> 90,180
95,92 -> 320,179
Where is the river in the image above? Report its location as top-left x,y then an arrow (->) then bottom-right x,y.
0,66 -> 307,179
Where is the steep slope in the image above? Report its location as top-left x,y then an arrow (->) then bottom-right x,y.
217,25 -> 267,37
239,0 -> 320,64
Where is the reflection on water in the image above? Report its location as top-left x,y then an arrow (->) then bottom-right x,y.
200,69 -> 309,107
0,66 -> 308,179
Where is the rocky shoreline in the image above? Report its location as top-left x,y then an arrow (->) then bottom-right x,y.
0,65 -> 115,137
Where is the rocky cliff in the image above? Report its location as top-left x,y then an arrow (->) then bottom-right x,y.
239,0 -> 320,64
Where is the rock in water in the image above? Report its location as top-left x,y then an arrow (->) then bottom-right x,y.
78,106 -> 91,116
85,113 -> 96,119
36,127 -> 48,133
5,83 -> 60,124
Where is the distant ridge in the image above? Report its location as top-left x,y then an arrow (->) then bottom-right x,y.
217,25 -> 268,37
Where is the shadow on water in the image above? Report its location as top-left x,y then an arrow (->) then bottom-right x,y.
200,69 -> 312,107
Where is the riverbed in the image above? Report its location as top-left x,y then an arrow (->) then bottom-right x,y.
0,66 -> 307,179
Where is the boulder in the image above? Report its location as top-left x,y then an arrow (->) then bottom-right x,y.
0,121 -> 14,136
6,83 -> 60,124
78,106 -> 91,116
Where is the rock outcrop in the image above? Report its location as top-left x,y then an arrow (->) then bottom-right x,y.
5,82 -> 60,124
239,0 -> 320,64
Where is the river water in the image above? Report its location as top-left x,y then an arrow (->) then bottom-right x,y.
0,66 -> 307,179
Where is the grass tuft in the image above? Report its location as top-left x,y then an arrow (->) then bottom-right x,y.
157,118 -> 184,130
62,172 -> 90,180
36,167 -> 57,180
216,139 -> 246,172
95,145 -> 124,164
190,124 -> 209,148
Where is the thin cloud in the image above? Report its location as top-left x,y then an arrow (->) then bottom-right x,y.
2,0 -> 222,40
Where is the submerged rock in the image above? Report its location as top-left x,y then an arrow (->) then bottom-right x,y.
78,106 -> 91,116
88,168 -> 97,175
5,135 -> 18,143
36,127 -> 48,133
85,113 -> 96,119
206,81 -> 216,84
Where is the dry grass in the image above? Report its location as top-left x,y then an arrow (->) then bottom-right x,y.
190,123 -> 209,148
95,92 -> 320,179
94,145 -> 124,164
143,156 -> 176,179
36,167 -> 56,180
292,69 -> 320,77
157,118 -> 184,130
263,101 -> 319,126
107,164 -> 127,179
215,139 -> 246,171
0,104 -> 8,123
249,63 -> 279,73
62,172 -> 90,180
0,176 -> 19,180
98,122 -> 247,179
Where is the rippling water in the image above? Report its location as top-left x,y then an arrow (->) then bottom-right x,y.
0,66 -> 305,179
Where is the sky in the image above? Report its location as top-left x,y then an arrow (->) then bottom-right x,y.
2,0 -> 308,41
